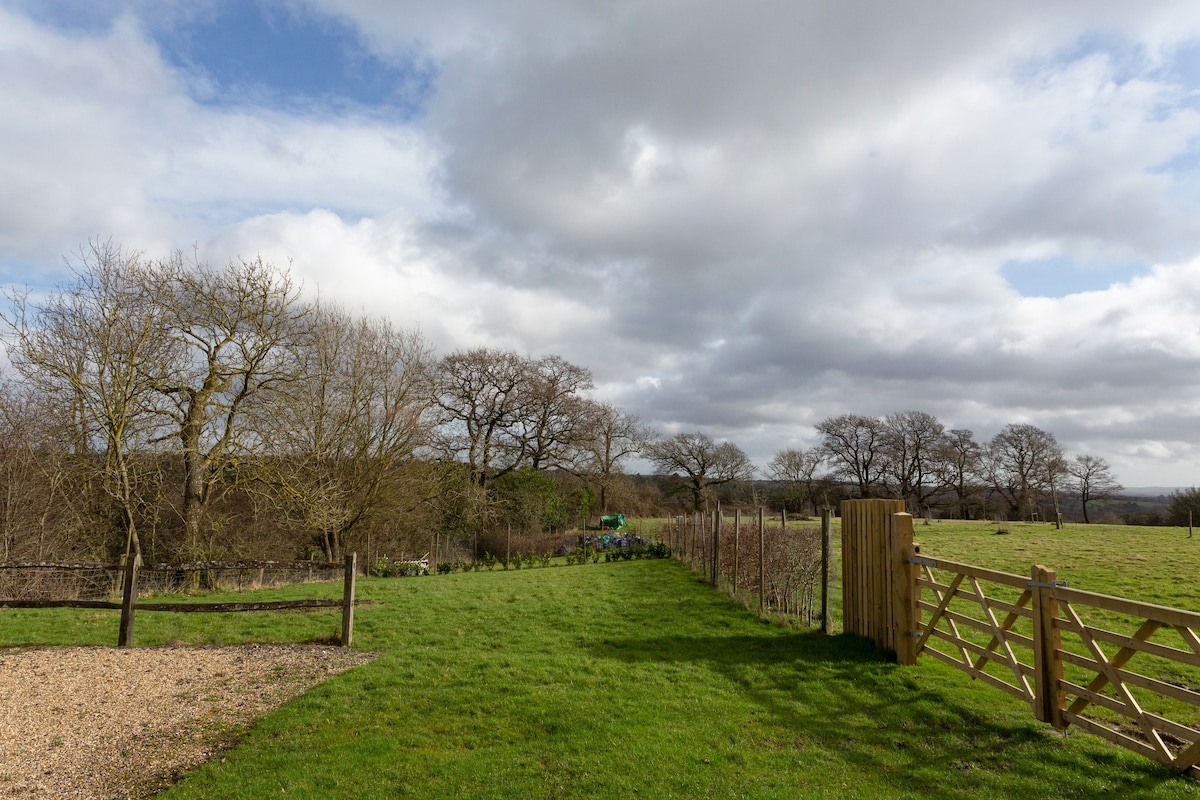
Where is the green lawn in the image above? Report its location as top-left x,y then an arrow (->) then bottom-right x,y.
5,555 -> 1196,798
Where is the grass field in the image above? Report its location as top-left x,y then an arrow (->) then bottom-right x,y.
904,519 -> 1200,612
4,534 -> 1200,799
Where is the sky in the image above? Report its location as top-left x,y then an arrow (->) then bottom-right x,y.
3,1 -> 1200,488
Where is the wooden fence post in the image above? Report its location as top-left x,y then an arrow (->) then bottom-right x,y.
891,513 -> 918,665
341,552 -> 357,648
820,508 -> 832,633
1031,564 -> 1064,728
712,504 -> 721,586
117,552 -> 141,647
733,508 -> 740,596
758,507 -> 765,617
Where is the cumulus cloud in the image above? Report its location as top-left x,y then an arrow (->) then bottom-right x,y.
6,1 -> 1200,485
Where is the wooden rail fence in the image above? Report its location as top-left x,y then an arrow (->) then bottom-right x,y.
843,499 -> 1200,779
0,553 -> 359,648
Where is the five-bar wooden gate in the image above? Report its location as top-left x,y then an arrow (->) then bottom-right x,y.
843,499 -> 1200,778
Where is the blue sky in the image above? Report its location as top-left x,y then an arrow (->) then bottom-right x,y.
156,2 -> 435,114
4,0 -> 1200,487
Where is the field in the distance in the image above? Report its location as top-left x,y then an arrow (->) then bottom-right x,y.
902,518 -> 1200,612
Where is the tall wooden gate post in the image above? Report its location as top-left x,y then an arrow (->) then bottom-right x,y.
890,512 -> 918,665
117,552 -> 141,647
840,499 -> 906,648
341,552 -> 357,648
1031,564 -> 1065,727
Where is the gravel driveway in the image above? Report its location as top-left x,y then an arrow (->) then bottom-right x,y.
0,644 -> 375,799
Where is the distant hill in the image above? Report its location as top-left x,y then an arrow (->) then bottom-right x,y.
1121,487 -> 1185,498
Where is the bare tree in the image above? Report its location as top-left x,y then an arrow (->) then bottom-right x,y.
879,410 -> 946,513
432,347 -> 529,488
3,242 -> 172,558
513,355 -> 594,471
935,428 -> 985,519
765,447 -> 825,515
255,303 -> 434,560
1067,454 -> 1123,524
815,413 -> 887,498
986,423 -> 1065,521
575,400 -> 653,514
144,253 -> 307,559
646,432 -> 754,511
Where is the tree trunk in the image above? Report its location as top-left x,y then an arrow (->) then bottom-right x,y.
181,416 -> 207,558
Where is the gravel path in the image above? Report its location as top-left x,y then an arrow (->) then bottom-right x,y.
0,644 -> 376,799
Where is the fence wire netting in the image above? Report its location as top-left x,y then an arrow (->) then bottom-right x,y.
668,513 -> 832,627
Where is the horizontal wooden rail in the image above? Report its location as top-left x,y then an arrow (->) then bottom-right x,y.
0,598 -> 345,612
0,559 -> 344,572
910,556 -> 1028,590
1052,584 -> 1200,632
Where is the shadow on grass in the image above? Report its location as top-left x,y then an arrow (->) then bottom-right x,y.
588,630 -> 1183,799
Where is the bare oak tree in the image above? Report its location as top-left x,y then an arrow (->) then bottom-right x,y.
432,347 -> 529,489
1068,454 -> 1123,524
815,413 -> 887,499
513,355 -> 594,471
880,410 -> 946,513
986,423 -> 1065,521
935,428 -> 985,519
145,253 -> 307,558
646,431 -> 754,511
765,447 -> 825,515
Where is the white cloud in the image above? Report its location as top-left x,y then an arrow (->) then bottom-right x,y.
8,2 -> 1200,485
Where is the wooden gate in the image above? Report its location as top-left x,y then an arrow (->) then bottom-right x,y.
841,507 -> 1200,777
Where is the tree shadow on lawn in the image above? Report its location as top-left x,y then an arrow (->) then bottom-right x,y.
588,630 -> 1185,799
